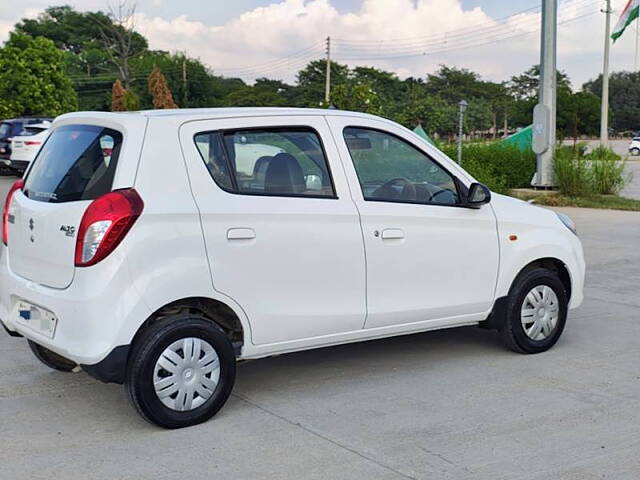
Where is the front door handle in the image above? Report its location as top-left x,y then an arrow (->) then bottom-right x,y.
381,228 -> 404,240
227,228 -> 256,240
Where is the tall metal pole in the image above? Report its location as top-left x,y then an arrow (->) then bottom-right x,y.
633,14 -> 640,72
600,0 -> 612,147
457,100 -> 468,165
324,36 -> 331,104
534,0 -> 557,187
182,58 -> 187,107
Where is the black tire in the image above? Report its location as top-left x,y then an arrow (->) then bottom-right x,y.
501,267 -> 568,354
28,340 -> 77,372
631,148 -> 640,156
125,314 -> 236,429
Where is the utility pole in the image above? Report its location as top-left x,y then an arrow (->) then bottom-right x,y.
325,36 -> 331,105
532,0 -> 557,187
182,58 -> 188,108
601,0 -> 612,147
457,100 -> 468,165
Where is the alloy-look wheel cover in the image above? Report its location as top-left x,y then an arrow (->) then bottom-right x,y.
153,337 -> 221,411
520,285 -> 560,341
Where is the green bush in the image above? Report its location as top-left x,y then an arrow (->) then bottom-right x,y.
553,148 -> 593,197
591,157 -> 628,194
586,146 -> 620,161
553,147 -> 629,196
441,142 -> 535,194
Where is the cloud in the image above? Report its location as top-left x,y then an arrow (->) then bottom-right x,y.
1,0 -> 638,88
131,0 -> 635,88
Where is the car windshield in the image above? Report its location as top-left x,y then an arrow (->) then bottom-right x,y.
20,126 -> 48,136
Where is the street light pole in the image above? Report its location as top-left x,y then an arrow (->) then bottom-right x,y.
533,0 -> 557,187
600,0 -> 612,148
457,100 -> 468,165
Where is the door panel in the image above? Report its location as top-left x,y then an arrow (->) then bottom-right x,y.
179,116 -> 366,345
326,116 -> 499,329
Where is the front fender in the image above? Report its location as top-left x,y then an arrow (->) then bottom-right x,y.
491,195 -> 585,310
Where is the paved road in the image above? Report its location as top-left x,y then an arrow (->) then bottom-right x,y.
622,160 -> 640,200
1,176 -> 639,479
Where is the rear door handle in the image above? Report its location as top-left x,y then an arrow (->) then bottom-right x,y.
227,228 -> 256,240
381,228 -> 404,240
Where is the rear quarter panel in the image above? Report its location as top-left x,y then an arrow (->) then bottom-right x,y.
123,117 -> 252,344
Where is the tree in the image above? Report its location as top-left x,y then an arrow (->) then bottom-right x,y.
222,85 -> 288,107
296,59 -> 349,107
332,80 -> 383,115
0,33 -> 77,118
558,91 -> 601,142
92,1 -> 148,88
424,66 -> 487,104
111,79 -> 138,111
508,65 -> 571,101
583,71 -> 640,132
148,67 -> 177,109
111,79 -> 126,111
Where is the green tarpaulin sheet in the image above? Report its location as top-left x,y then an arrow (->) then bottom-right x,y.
501,124 -> 533,151
413,124 -> 435,145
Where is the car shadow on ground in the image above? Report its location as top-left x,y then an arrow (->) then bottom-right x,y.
232,325 -> 508,396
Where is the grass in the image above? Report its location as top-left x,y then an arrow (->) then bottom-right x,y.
514,192 -> 640,211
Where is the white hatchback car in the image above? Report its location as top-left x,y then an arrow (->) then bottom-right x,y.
5,122 -> 51,173
0,108 -> 585,428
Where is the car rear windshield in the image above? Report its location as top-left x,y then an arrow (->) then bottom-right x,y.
23,125 -> 122,203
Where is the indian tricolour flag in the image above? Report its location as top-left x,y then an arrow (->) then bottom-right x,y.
612,0 -> 640,42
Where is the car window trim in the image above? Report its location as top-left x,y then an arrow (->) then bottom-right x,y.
342,125 -> 464,208
193,125 -> 339,200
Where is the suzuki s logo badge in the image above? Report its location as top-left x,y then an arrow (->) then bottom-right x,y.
60,225 -> 76,238
28,218 -> 34,231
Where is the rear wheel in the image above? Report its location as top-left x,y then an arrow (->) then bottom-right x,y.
501,268 -> 568,354
125,314 -> 236,429
28,340 -> 76,372
631,147 -> 640,156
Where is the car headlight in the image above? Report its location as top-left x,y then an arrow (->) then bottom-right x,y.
556,212 -> 577,236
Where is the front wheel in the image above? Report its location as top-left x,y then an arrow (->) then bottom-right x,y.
501,268 -> 568,354
630,148 -> 640,156
125,315 -> 236,429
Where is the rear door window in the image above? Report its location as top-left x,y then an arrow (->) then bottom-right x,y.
194,127 -> 336,198
23,125 -> 122,203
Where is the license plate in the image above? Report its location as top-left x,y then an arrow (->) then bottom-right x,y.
16,301 -> 58,338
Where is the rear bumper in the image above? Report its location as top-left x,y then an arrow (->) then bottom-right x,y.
3,159 -> 29,171
81,345 -> 130,384
0,244 -> 152,365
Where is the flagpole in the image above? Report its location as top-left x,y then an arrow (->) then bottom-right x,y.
601,0 -> 612,148
633,13 -> 640,72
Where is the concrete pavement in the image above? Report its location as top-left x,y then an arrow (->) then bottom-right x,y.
0,176 -> 639,479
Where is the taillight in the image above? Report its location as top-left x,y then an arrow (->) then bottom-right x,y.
3,179 -> 24,245
24,141 -> 41,146
74,188 -> 143,267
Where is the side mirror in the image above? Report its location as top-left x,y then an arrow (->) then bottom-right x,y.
466,182 -> 491,208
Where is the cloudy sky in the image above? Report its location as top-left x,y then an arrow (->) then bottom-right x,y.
0,0 -> 638,88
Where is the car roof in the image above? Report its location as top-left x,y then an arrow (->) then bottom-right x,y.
1,117 -> 53,123
25,122 -> 51,129
56,107 -> 386,124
